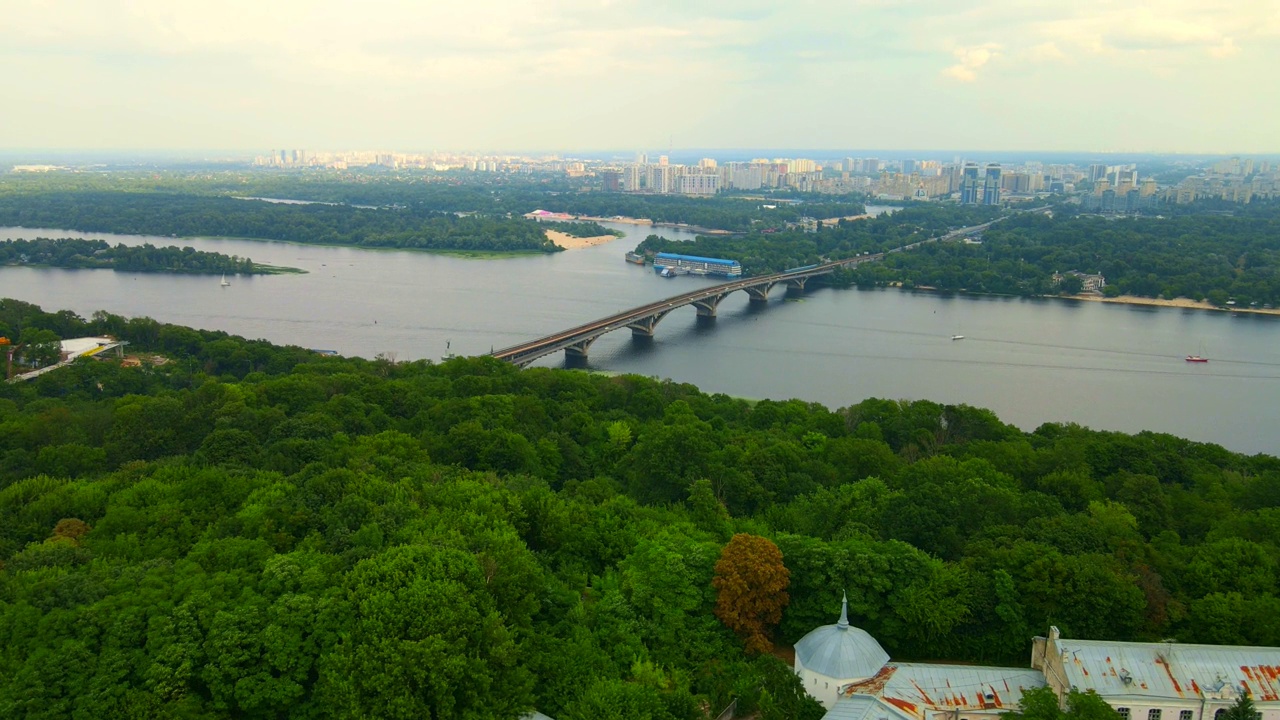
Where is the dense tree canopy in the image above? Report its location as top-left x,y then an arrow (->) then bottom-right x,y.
636,205 -> 1000,276
1,237 -> 279,275
2,297 -> 1280,717
0,192 -> 561,254
834,204 -> 1280,305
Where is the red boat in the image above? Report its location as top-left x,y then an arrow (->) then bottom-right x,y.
1185,355 -> 1208,363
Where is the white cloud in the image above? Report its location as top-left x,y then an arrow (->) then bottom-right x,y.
1,0 -> 1278,151
942,43 -> 1000,82
1028,42 -> 1067,62
1209,37 -> 1240,58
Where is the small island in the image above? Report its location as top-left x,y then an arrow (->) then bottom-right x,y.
0,237 -> 303,275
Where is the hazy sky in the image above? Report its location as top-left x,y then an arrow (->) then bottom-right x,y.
4,0 -> 1278,153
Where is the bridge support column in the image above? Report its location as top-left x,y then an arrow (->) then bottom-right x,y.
744,284 -> 774,303
626,310 -> 671,337
693,292 -> 731,318
564,336 -> 599,364
786,277 -> 809,293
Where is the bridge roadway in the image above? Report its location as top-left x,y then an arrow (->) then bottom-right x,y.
489,219 -> 999,367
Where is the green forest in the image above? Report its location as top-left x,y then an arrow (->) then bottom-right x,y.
830,207 -> 1280,306
0,192 -> 561,254
0,171 -> 865,234
636,205 -> 1001,276
636,203 -> 1280,307
0,238 -> 285,275
3,298 -> 1280,719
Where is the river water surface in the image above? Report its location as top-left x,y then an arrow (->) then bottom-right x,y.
3,219 -> 1277,455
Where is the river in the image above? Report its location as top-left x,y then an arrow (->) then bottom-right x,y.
2,215 -> 1277,455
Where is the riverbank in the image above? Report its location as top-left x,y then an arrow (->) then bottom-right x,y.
1073,293 -> 1280,316
886,282 -> 1280,316
2,261 -> 306,275
191,235 -> 553,258
577,215 -> 653,226
576,215 -> 737,236
544,229 -> 620,250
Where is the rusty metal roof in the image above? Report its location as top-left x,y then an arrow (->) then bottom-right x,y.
828,664 -> 1046,720
1058,637 -> 1280,702
823,694 -> 915,720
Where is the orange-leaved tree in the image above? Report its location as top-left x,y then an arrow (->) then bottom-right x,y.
712,533 -> 790,654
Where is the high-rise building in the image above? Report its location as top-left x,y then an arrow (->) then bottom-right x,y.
983,164 -> 1002,205
901,159 -> 917,175
1089,164 -> 1108,182
601,170 -> 622,192
1002,172 -> 1031,194
960,163 -> 981,204
651,165 -> 675,193
681,174 -> 719,196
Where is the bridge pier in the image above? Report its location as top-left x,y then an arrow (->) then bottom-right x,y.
744,283 -> 774,303
692,292 -> 732,318
564,336 -> 599,364
626,309 -> 672,337
786,277 -> 809,293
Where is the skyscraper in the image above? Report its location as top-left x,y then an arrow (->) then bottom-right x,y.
983,164 -> 1002,206
960,163 -> 981,204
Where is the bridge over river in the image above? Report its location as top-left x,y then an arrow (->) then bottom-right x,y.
490,220 -> 999,366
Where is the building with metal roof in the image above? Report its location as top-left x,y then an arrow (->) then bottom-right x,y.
812,624 -> 1280,720
1033,627 -> 1280,720
820,663 -> 1046,720
652,252 -> 742,277
795,595 -> 892,708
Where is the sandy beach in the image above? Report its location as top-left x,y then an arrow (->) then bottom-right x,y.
544,229 -> 619,250
1072,294 -> 1280,316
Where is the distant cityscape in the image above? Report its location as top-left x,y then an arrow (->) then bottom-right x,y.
12,148 -> 1280,213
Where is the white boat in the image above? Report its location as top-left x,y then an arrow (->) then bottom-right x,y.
951,334 -> 965,340
220,274 -> 230,287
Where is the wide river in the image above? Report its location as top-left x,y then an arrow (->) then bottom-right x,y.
3,217 -> 1277,455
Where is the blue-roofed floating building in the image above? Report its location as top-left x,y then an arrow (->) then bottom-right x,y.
799,602 -> 1280,720
653,252 -> 742,278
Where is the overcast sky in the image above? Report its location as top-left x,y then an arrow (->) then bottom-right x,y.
3,0 -> 1278,154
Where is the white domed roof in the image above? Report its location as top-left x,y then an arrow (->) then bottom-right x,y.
795,595 -> 889,680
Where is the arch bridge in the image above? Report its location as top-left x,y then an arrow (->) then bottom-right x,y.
488,255 -> 879,367
488,219 -> 999,367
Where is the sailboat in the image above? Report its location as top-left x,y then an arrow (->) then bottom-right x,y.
220,274 -> 231,287
1186,341 -> 1208,362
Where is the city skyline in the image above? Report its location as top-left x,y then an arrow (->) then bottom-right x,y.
3,1 -> 1279,153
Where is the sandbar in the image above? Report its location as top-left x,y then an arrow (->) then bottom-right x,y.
1071,294 -> 1280,316
545,229 -> 620,250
